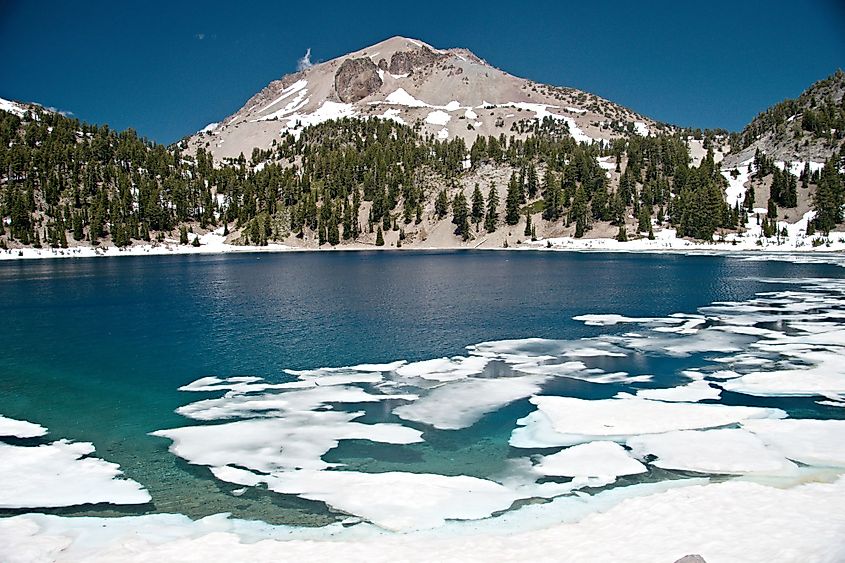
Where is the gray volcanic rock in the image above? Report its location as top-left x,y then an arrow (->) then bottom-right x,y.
334,58 -> 382,103
388,46 -> 443,75
674,555 -> 707,563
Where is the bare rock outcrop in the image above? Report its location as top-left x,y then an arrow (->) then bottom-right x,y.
388,47 -> 443,76
334,58 -> 382,103
674,555 -> 707,563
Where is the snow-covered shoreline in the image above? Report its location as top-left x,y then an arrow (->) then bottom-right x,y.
3,231 -> 844,262
3,475 -> 844,563
0,233 -> 845,262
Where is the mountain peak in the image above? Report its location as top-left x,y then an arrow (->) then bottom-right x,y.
356,36 -> 440,54
185,37 -> 661,160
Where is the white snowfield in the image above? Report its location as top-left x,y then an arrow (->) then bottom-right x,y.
3,476 -> 845,562
219,466 -> 525,531
0,96 -> 28,117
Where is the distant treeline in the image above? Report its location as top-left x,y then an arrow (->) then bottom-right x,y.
1,103 -> 843,251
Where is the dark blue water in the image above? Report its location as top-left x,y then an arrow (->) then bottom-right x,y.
0,251 -> 841,523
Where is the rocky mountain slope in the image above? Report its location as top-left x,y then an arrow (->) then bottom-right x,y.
184,36 -> 667,162
724,70 -> 845,167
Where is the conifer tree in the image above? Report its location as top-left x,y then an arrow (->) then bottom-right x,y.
812,160 -> 844,234
541,168 -> 562,221
637,207 -> 651,233
435,189 -> 449,219
375,225 -> 385,246
485,185 -> 499,232
570,186 -> 589,237
328,213 -> 340,245
452,191 -> 470,240
471,184 -> 484,225
505,173 -> 521,225
526,165 -> 538,198
616,224 -> 628,242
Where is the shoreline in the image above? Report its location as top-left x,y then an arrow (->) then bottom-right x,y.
3,474 -> 845,562
2,235 -> 845,262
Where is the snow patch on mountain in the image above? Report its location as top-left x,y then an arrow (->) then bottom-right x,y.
261,79 -> 308,114
0,97 -> 27,117
384,88 -> 430,107
425,110 -> 451,126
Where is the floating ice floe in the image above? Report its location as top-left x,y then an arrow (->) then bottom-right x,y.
175,384 -> 416,421
510,397 -> 785,448
817,400 -> 845,408
0,414 -> 47,438
395,355 -> 488,381
533,441 -> 647,479
153,411 -> 422,472
627,428 -> 798,476
573,313 -> 685,327
616,380 -> 722,403
741,418 -> 845,468
721,347 -> 845,397
0,435 -> 149,509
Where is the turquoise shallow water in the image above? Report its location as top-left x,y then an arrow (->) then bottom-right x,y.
1,251 -> 843,524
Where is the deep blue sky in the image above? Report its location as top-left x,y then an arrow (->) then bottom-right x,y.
1,0 -> 843,144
